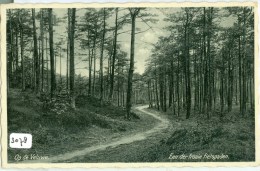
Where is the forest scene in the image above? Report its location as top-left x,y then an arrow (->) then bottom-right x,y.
6,6 -> 255,163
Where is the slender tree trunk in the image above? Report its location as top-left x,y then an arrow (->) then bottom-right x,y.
100,8 -> 106,105
92,19 -> 98,96
203,7 -> 209,118
159,67 -> 164,111
60,47 -> 62,84
117,67 -> 120,106
46,37 -> 49,91
193,50 -> 197,111
148,80 -> 152,108
153,65 -> 159,110
169,62 -> 173,108
126,9 -> 140,119
55,52 -> 56,78
67,9 -> 70,91
220,51 -> 224,115
207,7 -> 213,112
235,67 -> 238,105
177,51 -> 180,116
40,9 -> 44,92
8,10 -> 13,90
15,24 -> 19,86
163,67 -> 167,112
109,8 -> 118,101
93,41 -> 96,96
32,9 -> 40,93
19,17 -> 25,91
184,9 -> 191,119
48,8 -> 56,98
242,7 -> 247,116
227,50 -> 234,112
70,8 -> 76,108
250,68 -> 254,111
88,30 -> 92,95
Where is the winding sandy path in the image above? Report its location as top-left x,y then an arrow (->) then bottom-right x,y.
25,105 -> 170,163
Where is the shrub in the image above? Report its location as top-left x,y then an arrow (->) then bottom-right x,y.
41,92 -> 71,116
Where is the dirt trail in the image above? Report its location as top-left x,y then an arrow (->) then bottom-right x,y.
25,105 -> 170,163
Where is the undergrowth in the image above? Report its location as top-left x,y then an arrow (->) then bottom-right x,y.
7,89 -> 139,162
142,107 -> 255,162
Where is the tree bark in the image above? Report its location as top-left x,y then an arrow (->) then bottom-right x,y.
70,8 -> 76,108
19,14 -> 25,91
32,9 -> 40,93
100,8 -> 106,105
48,8 -> 56,98
40,9 -> 44,92
126,9 -> 140,119
67,9 -> 70,91
109,8 -> 118,101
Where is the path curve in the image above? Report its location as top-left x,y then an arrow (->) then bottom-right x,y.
25,105 -> 170,163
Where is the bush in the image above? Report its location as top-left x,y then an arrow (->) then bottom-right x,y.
41,92 -> 71,115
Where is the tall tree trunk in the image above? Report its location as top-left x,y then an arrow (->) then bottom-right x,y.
199,39 -> 204,112
15,23 -> 19,86
93,40 -> 96,96
169,62 -> 173,108
88,30 -> 92,95
250,68 -> 254,111
148,80 -> 152,108
19,15 -> 25,91
55,52 -> 56,78
117,67 -> 120,107
109,8 -> 118,101
40,9 -> 44,92
8,10 -> 13,90
184,9 -> 191,119
242,7 -> 247,116
60,47 -> 62,84
172,68 -> 176,115
203,7 -> 209,117
220,50 -> 225,115
48,8 -> 56,98
177,51 -> 180,116
99,8 -> 106,105
92,19 -> 98,96
193,49 -> 197,111
207,7 -> 213,112
227,50 -> 233,112
163,67 -> 167,112
126,9 -> 140,119
32,9 -> 40,93
70,8 -> 76,108
46,37 -> 49,91
159,67 -> 164,111
67,9 -> 70,91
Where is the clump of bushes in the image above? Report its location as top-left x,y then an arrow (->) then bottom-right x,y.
41,91 -> 72,116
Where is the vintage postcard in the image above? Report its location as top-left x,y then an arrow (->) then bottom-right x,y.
1,2 -> 259,168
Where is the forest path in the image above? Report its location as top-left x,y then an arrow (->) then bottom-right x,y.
25,105 -> 171,163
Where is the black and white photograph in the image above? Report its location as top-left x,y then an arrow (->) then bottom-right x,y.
1,2 -> 258,167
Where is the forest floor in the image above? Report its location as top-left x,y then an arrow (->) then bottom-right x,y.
61,107 -> 255,163
7,89 -> 255,163
7,89 -> 160,163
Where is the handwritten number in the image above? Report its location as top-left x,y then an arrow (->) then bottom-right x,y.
19,138 -> 23,146
24,137 -> 27,143
11,137 -> 28,146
